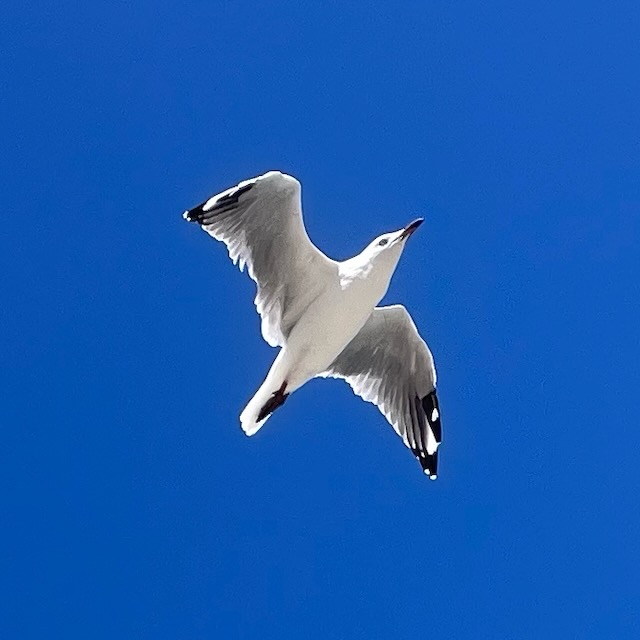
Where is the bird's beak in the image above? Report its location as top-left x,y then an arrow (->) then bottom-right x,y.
398,218 -> 424,242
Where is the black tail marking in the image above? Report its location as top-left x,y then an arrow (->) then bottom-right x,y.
256,381 -> 289,422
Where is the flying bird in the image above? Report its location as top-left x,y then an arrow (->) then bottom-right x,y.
184,171 -> 442,478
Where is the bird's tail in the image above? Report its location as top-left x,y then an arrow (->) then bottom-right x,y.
240,385 -> 273,436
240,351 -> 289,436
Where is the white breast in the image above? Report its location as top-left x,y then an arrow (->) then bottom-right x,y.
283,265 -> 391,389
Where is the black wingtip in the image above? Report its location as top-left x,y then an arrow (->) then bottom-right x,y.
183,180 -> 255,226
421,390 -> 442,444
183,206 -> 205,224
415,449 -> 438,480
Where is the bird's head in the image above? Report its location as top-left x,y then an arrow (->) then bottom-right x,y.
365,217 -> 424,268
341,218 -> 424,293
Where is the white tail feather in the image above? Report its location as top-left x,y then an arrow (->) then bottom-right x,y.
239,349 -> 289,436
240,386 -> 273,436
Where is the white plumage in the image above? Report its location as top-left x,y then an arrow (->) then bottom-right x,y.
184,171 -> 442,478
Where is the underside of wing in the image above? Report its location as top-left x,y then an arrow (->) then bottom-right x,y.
321,305 -> 441,479
184,171 -> 336,347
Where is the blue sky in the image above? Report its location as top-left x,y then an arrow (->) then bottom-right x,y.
2,1 -> 639,637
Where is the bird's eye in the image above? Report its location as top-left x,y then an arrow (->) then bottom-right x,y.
378,238 -> 388,246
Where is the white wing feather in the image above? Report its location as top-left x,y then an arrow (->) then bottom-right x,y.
184,171 -> 336,347
320,304 -> 441,478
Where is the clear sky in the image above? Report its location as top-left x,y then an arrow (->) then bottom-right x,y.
2,1 -> 639,638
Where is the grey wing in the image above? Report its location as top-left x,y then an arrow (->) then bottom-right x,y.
184,171 -> 336,347
320,304 -> 442,479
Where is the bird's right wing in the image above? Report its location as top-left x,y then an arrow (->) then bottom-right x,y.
320,305 -> 442,478
184,171 -> 336,347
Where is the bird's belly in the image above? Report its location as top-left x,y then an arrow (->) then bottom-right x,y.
285,289 -> 377,388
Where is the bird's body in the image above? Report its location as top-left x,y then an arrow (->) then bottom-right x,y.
184,171 -> 443,478
241,253 -> 397,432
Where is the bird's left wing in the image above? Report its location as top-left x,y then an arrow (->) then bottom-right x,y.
320,304 -> 442,479
184,171 -> 336,347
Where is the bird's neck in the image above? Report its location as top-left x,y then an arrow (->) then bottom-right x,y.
338,256 -> 394,304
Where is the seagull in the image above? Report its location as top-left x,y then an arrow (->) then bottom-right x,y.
184,171 -> 442,479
